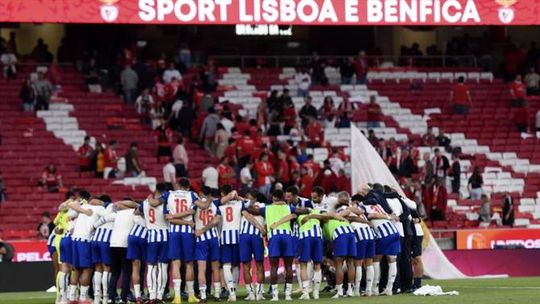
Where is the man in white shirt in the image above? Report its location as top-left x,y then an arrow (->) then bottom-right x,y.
294,68 -> 312,98
0,47 -> 17,79
163,62 -> 182,84
163,157 -> 177,185
240,162 -> 254,194
173,138 -> 189,177
202,165 -> 219,190
108,200 -> 140,303
329,149 -> 345,175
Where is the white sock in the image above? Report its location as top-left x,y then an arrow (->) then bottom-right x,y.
302,281 -> 310,293
271,284 -> 278,298
256,283 -> 264,296
313,269 -> 322,292
386,262 -> 397,291
93,271 -> 103,299
307,263 -> 313,288
247,283 -> 254,295
285,283 -> 292,296
68,284 -> 77,301
79,285 -> 89,300
58,272 -> 67,300
158,263 -> 168,299
347,283 -> 354,295
173,279 -> 182,298
232,266 -> 240,286
186,281 -> 195,297
296,265 -> 302,287
147,265 -> 156,300
214,282 -> 221,298
200,284 -> 207,300
355,266 -> 362,293
223,264 -> 235,294
372,262 -> 380,293
336,283 -> 343,296
102,271 -> 110,298
365,265 -> 374,293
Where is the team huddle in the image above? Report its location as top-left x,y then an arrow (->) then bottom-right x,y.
47,179 -> 425,304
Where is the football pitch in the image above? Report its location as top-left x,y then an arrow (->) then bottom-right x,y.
0,277 -> 539,304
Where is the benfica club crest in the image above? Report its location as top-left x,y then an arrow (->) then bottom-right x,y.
99,0 -> 120,23
496,0 -> 517,24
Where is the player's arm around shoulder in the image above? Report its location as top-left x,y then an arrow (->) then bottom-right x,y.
270,213 -> 297,230
68,200 -> 93,216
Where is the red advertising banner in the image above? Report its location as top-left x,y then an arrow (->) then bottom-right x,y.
456,228 -> 540,250
10,241 -> 51,262
0,0 -> 538,25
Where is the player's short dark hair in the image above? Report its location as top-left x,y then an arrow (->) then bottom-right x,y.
372,183 -> 384,192
272,189 -> 284,201
457,76 -> 465,83
178,178 -> 191,189
201,186 -> 212,196
351,194 -> 364,202
221,185 -> 233,195
285,186 -> 299,196
156,182 -> 168,193
65,191 -> 75,200
211,189 -> 221,198
78,190 -> 91,200
311,186 -> 325,197
42,211 -> 51,218
96,194 -> 112,204
248,189 -> 259,198
384,185 -> 393,193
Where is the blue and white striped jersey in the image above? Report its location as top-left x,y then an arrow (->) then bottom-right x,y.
163,190 -> 199,234
240,200 -> 265,237
217,199 -> 244,245
46,232 -> 56,246
194,200 -> 221,242
141,200 -> 168,243
299,225 -> 323,239
350,209 -> 376,241
92,204 -> 115,243
290,196 -> 313,237
129,215 -> 147,239
362,203 -> 400,239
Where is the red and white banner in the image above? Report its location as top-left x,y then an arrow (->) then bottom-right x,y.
11,241 -> 51,262
0,0 -> 537,25
456,228 -> 540,250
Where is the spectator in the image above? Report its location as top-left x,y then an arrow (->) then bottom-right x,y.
177,43 -> 191,68
163,157 -> 176,187
319,96 -> 336,123
421,126 -> 437,147
215,123 -> 230,159
426,178 -> 447,222
239,162 -> 254,194
276,150 -> 290,186
125,142 -> 142,177
450,76 -> 471,116
1,46 -> 17,80
513,106 -> 528,133
40,163 -> 63,192
282,100 -> 297,135
336,169 -> 351,194
37,211 -> 55,240
510,74 -> 526,107
135,88 -> 154,124
20,77 -> 35,112
366,95 -> 382,128
33,72 -> 53,110
449,153 -> 461,194
202,165 -> 219,190
398,149 -> 416,178
172,138 -> 189,178
294,67 -> 311,98
279,89 -> 293,113
0,170 -> 5,202
479,194 -> 491,224
104,140 -> 119,178
432,148 -> 449,181
163,62 -> 182,84
468,166 -> 483,200
93,143 -> 105,178
30,38 -> 48,62
266,90 -> 280,113
328,148 -> 344,175
120,65 -> 138,104
83,58 -> 101,92
524,67 -> 540,95
0,241 -> 14,262
299,96 -> 318,129
255,152 -> 274,197
200,91 -> 215,113
299,166 -> 315,197
422,152 -> 434,188
502,192 -> 514,227
436,129 -> 452,151
176,101 -> 195,139
305,116 -> 323,148
311,53 -> 328,86
354,50 -> 369,84
220,112 -> 234,134
77,136 -> 94,175
340,57 -> 355,85
337,99 -> 355,128
155,120 -> 173,162
217,157 -> 235,187
199,107 -> 219,156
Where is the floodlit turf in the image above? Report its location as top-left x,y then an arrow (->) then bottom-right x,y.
1,277 -> 539,304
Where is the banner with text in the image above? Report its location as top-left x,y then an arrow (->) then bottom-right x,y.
456,228 -> 540,250
0,0 -> 538,25
10,241 -> 51,263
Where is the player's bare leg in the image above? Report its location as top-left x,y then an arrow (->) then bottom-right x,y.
269,257 -> 280,301
311,263 -> 322,299
58,263 -> 71,304
346,257 -> 356,297
172,259 -> 182,304
255,261 -> 265,300
412,256 -> 424,290
211,261 -> 222,300
283,257 -> 294,301
131,259 -> 143,303
332,257 -> 345,298
79,268 -> 92,303
242,262 -> 255,300
198,261 -> 209,302
185,261 -> 199,303
299,262 -> 310,300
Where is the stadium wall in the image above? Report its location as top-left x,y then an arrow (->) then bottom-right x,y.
0,262 -> 54,292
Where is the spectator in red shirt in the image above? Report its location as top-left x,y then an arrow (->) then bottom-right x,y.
276,150 -> 290,186
510,74 -> 527,107
255,152 -> 274,197
237,130 -> 255,167
424,178 -> 448,222
336,169 -> 351,193
299,167 -> 315,197
104,140 -> 119,178
421,126 -> 437,147
513,106 -> 529,133
450,76 -> 472,116
306,116 -> 324,148
224,138 -> 238,166
366,95 -> 382,128
234,115 -> 249,135
319,168 -> 337,193
156,120 -> 173,162
354,50 -> 369,84
283,100 -> 297,135
77,136 -> 94,175
40,163 -> 63,193
217,157 -> 236,188
302,155 -> 321,181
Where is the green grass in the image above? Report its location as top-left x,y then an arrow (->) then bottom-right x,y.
1,277 -> 539,304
